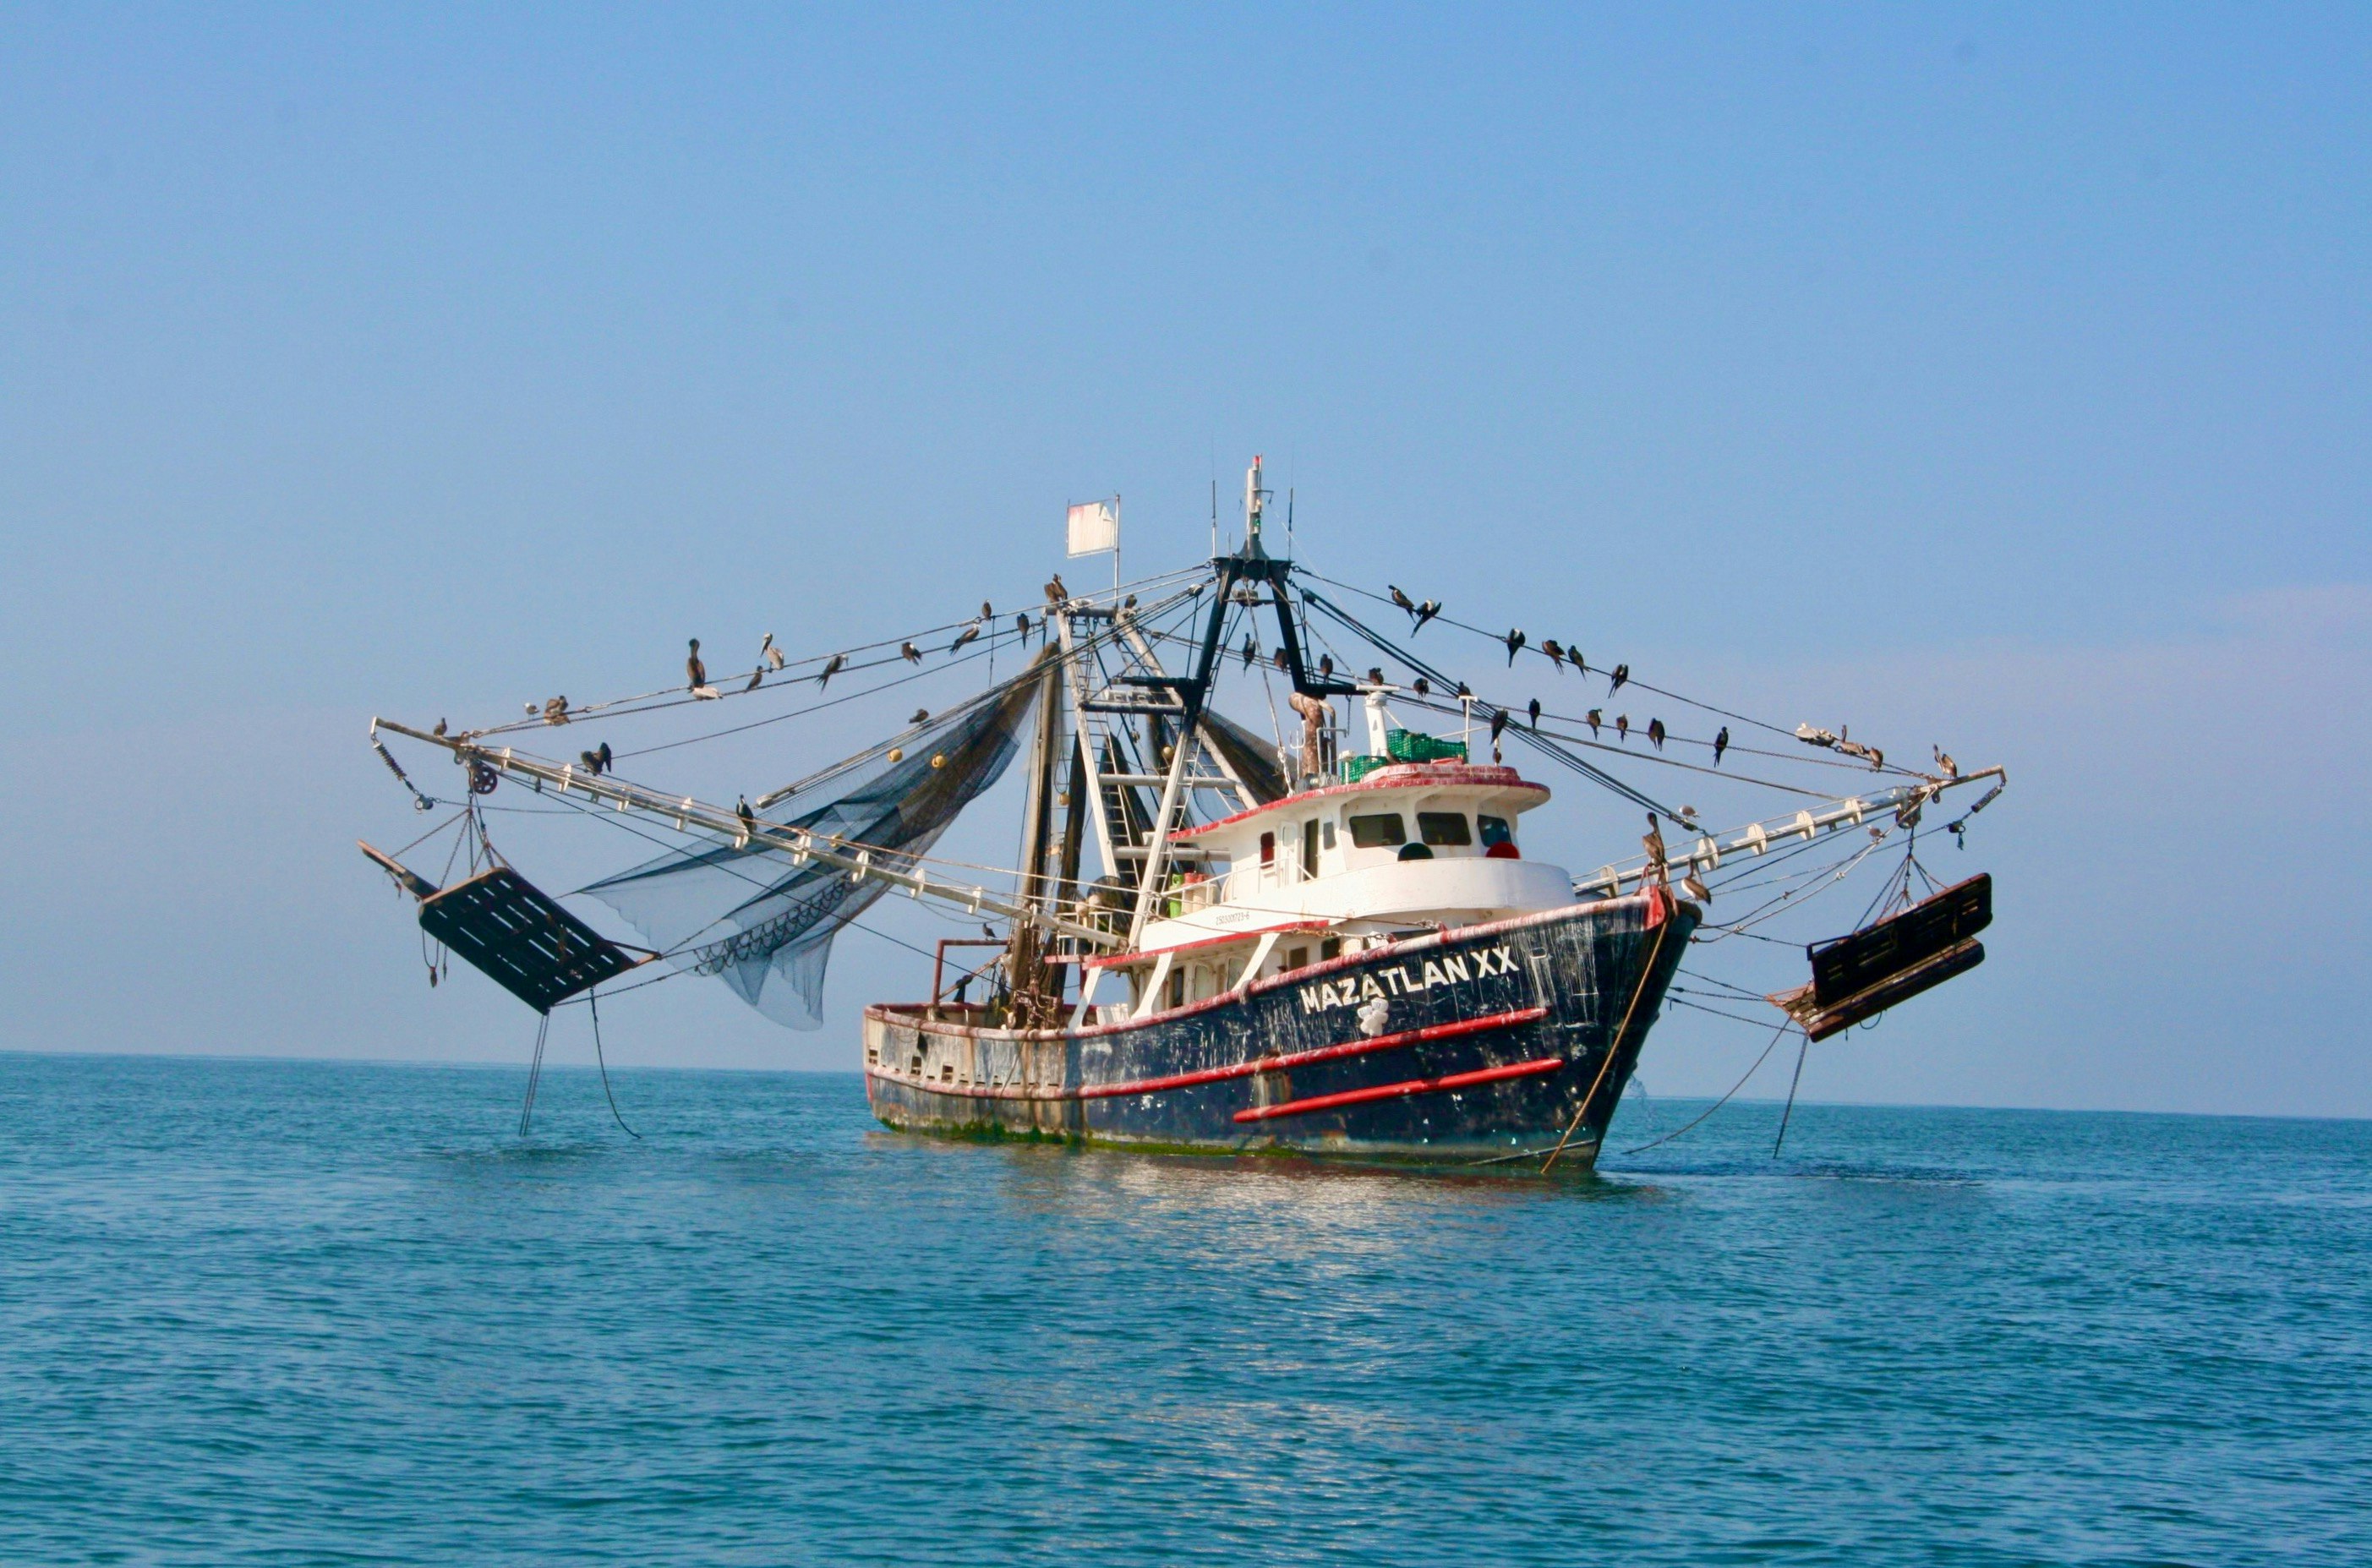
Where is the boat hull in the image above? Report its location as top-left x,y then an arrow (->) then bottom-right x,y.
862,892 -> 1697,1169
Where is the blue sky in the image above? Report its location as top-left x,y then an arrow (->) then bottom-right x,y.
3,4 -> 2365,1114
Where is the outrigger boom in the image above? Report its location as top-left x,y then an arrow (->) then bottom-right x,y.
369,718 -> 1119,950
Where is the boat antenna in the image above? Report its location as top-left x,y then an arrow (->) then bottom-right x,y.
1210,476 -> 1218,559
1287,486 -> 1295,559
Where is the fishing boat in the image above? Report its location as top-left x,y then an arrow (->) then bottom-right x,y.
362,458 -> 2006,1168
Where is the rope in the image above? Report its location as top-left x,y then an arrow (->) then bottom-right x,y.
1773,1034 -> 1812,1156
1542,915 -> 1671,1172
1619,1015 -> 1794,1155
588,990 -> 640,1139
519,1012 -> 550,1136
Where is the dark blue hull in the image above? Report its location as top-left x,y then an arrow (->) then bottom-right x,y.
863,893 -> 1696,1168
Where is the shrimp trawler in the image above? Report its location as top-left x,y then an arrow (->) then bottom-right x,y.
362,458 -> 2006,1169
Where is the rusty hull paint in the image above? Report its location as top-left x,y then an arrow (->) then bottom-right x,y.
861,893 -> 1697,1167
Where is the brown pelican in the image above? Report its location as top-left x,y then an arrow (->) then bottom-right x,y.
686,639 -> 707,691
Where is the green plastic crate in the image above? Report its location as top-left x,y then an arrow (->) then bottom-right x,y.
1338,753 -> 1391,784
1384,729 -> 1468,764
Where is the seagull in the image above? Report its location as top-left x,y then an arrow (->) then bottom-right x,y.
1648,718 -> 1666,751
817,653 -> 845,687
1413,599 -> 1441,633
1615,713 -> 1630,742
1044,572 -> 1067,603
1609,663 -> 1629,693
901,642 -> 922,664
949,624 -> 980,654
1713,726 -> 1730,766
1586,708 -> 1602,736
433,718 -> 447,737
762,632 -> 786,671
1389,585 -> 1418,620
1528,697 -> 1541,729
686,639 -> 707,691
910,708 -> 930,725
1934,745 -> 1959,778
1540,639 -> 1565,668
1504,628 -> 1527,665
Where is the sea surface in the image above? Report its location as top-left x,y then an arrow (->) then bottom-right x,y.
2,1052 -> 2367,1566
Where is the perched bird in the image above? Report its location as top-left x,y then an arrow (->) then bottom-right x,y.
1014,612 -> 1032,642
1121,593 -> 1136,610
736,796 -> 757,838
1413,676 -> 1431,696
1528,697 -> 1542,729
1504,628 -> 1527,665
745,667 -> 764,692
1567,646 -> 1588,675
1648,718 -> 1666,751
1367,667 -> 1385,686
1413,599 -> 1441,633
543,696 -> 570,724
1586,708 -> 1602,736
1713,726 -> 1730,766
1642,811 -> 1666,866
433,718 -> 447,736
910,708 -> 931,725
1241,634 -> 1258,670
1934,745 -> 1959,778
981,924 -> 998,942
1868,748 -> 1885,772
1489,709 -> 1509,744
1317,653 -> 1334,679
1455,681 -> 1473,699
1274,648 -> 1289,670
598,741 -> 612,773
762,632 -> 786,671
580,748 -> 603,774
1615,713 -> 1630,742
817,653 -> 845,687
1044,572 -> 1067,603
1389,584 -> 1418,619
981,601 -> 994,620
1682,873 -> 1713,904
686,639 -> 707,691
1540,639 -> 1565,668
901,642 -> 922,664
1609,663 -> 1629,693
523,702 -> 538,714
948,624 -> 981,654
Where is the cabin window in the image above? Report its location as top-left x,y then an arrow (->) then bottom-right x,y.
1320,937 -> 1341,960
1348,812 -> 1407,848
1321,820 -> 1336,850
1260,831 -> 1276,866
1302,819 -> 1320,880
1167,966 -> 1186,1009
1286,945 -> 1309,973
1418,811 -> 1472,847
1478,815 -> 1513,848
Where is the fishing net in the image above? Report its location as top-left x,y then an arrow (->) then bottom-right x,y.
581,662 -> 1047,1029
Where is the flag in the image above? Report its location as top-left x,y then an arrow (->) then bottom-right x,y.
1066,499 -> 1118,557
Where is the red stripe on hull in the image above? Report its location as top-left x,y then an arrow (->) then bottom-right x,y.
1232,1056 -> 1567,1124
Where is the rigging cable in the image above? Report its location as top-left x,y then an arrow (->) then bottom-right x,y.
1620,1016 -> 1795,1156
588,989 -> 640,1139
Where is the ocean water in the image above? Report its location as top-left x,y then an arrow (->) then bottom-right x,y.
2,1053 -> 2367,1566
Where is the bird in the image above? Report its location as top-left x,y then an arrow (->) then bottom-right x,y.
1540,639 -> 1565,668
744,667 -> 764,692
981,600 -> 994,620
1367,667 -> 1385,686
598,741 -> 612,773
1567,646 -> 1588,675
1014,612 -> 1032,642
1648,718 -> 1666,751
433,718 -> 447,736
1713,726 -> 1730,766
981,924 -> 998,942
1934,745 -> 1959,778
1121,593 -> 1136,610
1044,572 -> 1067,603
1317,653 -> 1334,679
1413,599 -> 1441,633
1413,676 -> 1430,696
1455,681 -> 1472,699
1528,697 -> 1542,729
1642,811 -> 1666,866
1489,709 -> 1509,744
901,642 -> 922,664
762,632 -> 786,671
1241,634 -> 1258,670
1609,663 -> 1629,693
949,624 -> 981,655
910,708 -> 931,725
580,748 -> 603,774
1504,628 -> 1527,665
543,696 -> 570,724
1868,748 -> 1885,772
735,796 -> 757,838
1682,873 -> 1713,904
522,702 -> 538,714
1615,713 -> 1630,742
686,639 -> 707,691
817,653 -> 845,687
1389,585 -> 1418,619
1586,708 -> 1602,736
1274,648 -> 1289,670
